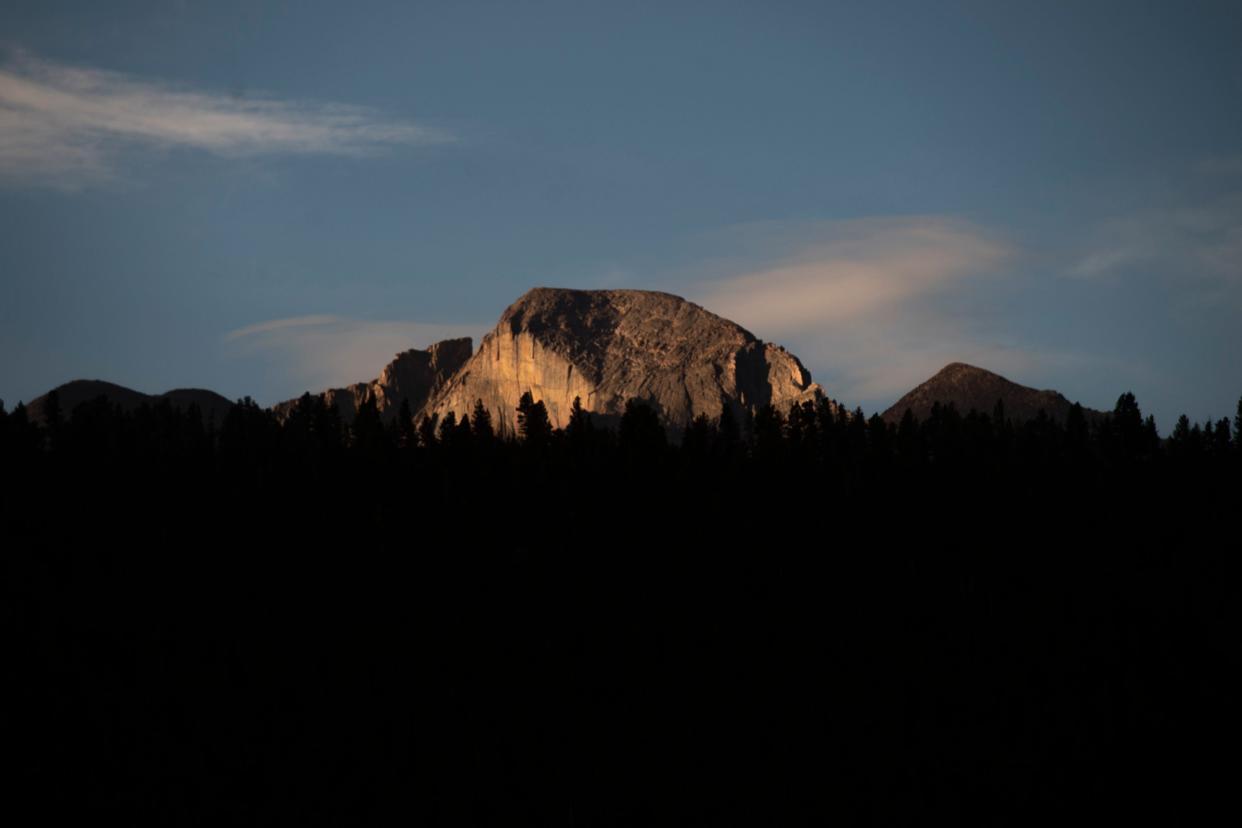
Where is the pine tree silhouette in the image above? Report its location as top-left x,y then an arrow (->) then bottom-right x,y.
471,399 -> 494,443
396,398 -> 417,450
1235,396 -> 1242,459
438,411 -> 458,444
682,412 -> 713,458
516,391 -> 551,446
619,398 -> 666,457
566,395 -> 592,443
41,388 -> 61,451
716,403 -> 740,455
417,414 -> 438,449
351,397 -> 388,455
1169,414 -> 1194,461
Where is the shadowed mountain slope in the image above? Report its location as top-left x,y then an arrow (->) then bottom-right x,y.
882,363 -> 1102,424
26,380 -> 235,425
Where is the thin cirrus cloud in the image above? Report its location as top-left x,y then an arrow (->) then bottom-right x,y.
689,216 -> 1028,406
0,50 -> 447,188
222,315 -> 484,403
1067,194 -> 1242,296
693,216 -> 1012,333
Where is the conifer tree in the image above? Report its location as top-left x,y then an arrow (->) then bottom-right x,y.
682,412 -> 712,458
751,404 -> 784,462
516,391 -> 551,446
41,388 -> 61,451
896,408 -> 920,464
790,400 -> 819,454
438,411 -> 458,444
453,412 -> 473,449
848,405 -> 868,447
1113,391 -> 1144,456
1235,396 -> 1242,458
351,397 -> 387,454
1142,415 -> 1160,457
619,398 -> 666,457
1215,417 -> 1233,457
567,395 -> 592,442
717,403 -> 740,452
10,402 -> 35,456
417,414 -> 438,449
396,399 -> 417,450
1169,414 -> 1192,460
471,399 -> 494,443
867,413 -> 891,461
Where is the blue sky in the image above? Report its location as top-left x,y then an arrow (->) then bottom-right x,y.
2,1 -> 1240,429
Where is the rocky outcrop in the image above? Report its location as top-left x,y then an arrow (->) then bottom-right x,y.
272,338 -> 473,423
425,287 -> 831,434
882,362 -> 1101,424
27,380 -> 235,425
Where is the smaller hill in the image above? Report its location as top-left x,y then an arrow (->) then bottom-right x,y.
882,363 -> 1100,424
26,380 -> 235,425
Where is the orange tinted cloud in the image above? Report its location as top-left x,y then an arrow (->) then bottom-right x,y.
695,216 -> 1011,335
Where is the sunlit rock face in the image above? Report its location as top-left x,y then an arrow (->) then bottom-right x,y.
273,338 -> 472,423
881,362 -> 1101,424
425,287 -> 829,435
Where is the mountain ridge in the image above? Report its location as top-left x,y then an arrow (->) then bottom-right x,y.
26,380 -> 235,425
17,292 -> 1113,434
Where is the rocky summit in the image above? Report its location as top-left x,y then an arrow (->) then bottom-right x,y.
425,287 -> 830,434
882,362 -> 1099,424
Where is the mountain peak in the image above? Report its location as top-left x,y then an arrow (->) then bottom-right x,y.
936,361 -> 997,376
427,287 -> 827,434
883,362 -> 1099,424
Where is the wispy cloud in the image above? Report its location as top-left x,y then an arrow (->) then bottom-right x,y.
693,216 -> 1011,334
0,50 -> 447,188
222,314 -> 346,343
222,315 -> 483,401
1067,194 -> 1242,293
688,216 -> 1036,406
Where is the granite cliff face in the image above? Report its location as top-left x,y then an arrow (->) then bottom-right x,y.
425,288 -> 829,434
882,363 -> 1099,424
273,338 -> 472,423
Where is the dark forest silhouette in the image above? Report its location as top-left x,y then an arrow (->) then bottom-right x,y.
3,388 -> 1240,824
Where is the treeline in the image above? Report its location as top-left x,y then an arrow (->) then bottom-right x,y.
4,387 -> 1241,489
3,387 -> 1240,824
